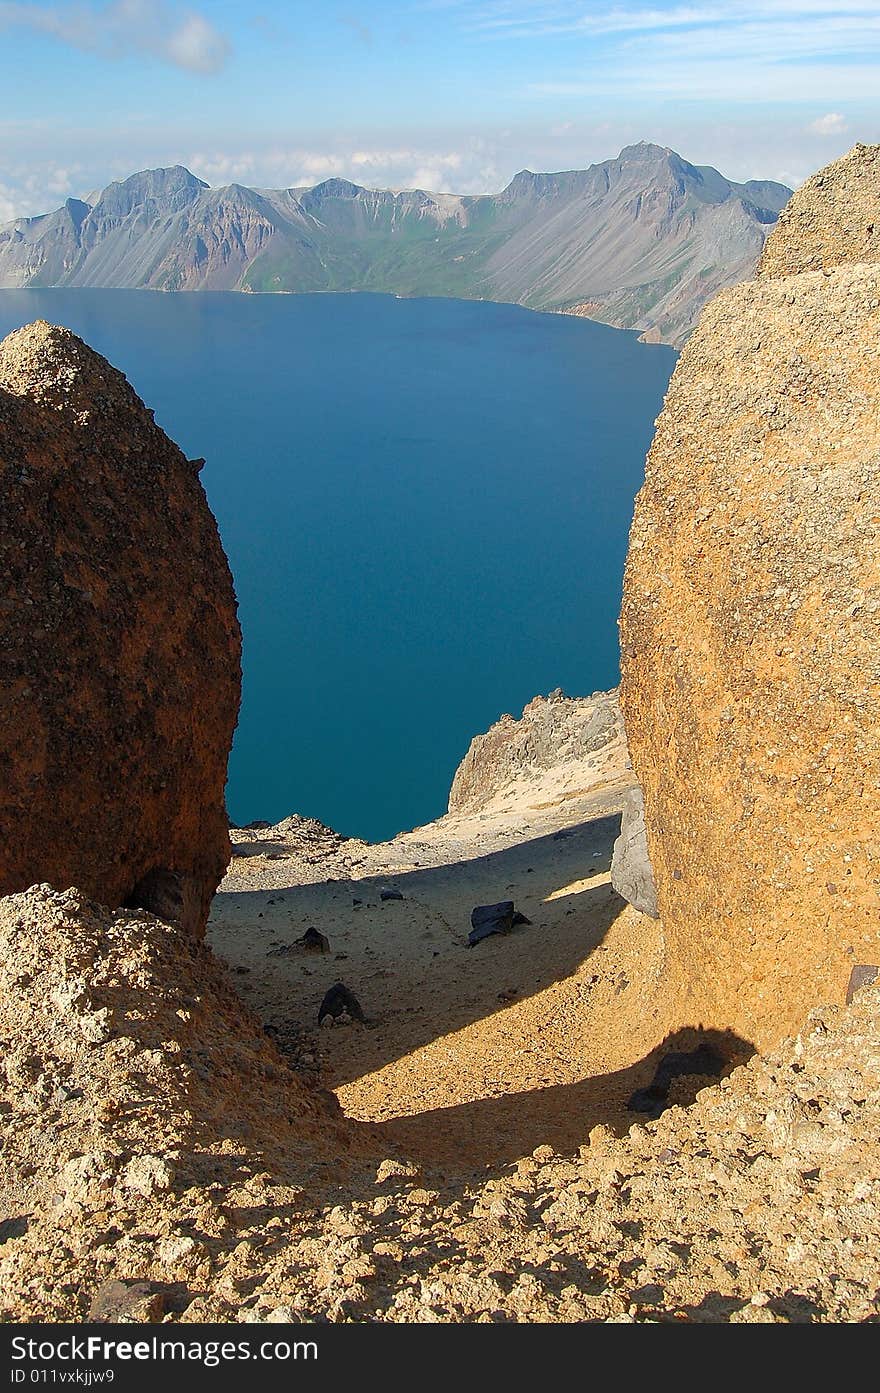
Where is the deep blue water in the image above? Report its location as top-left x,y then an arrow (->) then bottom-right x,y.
0,290 -> 675,841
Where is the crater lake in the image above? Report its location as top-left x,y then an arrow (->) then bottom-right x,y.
0,290 -> 675,841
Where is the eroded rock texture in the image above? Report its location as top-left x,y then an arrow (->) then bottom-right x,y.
5,885 -> 880,1323
448,688 -> 624,815
619,148 -> 880,1046
758,142 -> 880,279
0,884 -> 351,1321
0,321 -> 241,935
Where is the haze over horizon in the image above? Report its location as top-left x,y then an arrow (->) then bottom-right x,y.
1,1 -> 879,225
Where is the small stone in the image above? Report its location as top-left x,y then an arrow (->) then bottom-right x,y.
846,964 -> 879,1004
263,1305 -> 297,1322
318,982 -> 366,1025
88,1279 -> 166,1324
121,1154 -> 174,1197
376,1158 -> 420,1183
296,926 -> 330,952
468,902 -> 516,946
155,1235 -> 201,1267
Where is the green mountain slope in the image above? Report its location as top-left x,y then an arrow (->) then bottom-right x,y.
0,144 -> 792,346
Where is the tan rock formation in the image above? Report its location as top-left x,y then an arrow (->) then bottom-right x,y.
619,161 -> 880,1045
0,321 -> 241,935
758,142 -> 880,279
448,688 -> 625,815
0,884 -> 352,1321
5,883 -> 880,1322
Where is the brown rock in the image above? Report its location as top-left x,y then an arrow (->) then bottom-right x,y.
88,1279 -> 167,1323
758,143 -> 880,279
0,883 -> 352,1322
0,321 -> 241,935
619,210 -> 880,1045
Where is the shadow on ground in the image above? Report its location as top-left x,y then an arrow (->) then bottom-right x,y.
211,809 -> 757,1178
369,1025 -> 754,1171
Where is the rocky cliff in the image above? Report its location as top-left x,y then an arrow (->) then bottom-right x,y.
0,321 -> 241,935
0,145 -> 791,347
619,144 -> 880,1047
448,688 -> 626,815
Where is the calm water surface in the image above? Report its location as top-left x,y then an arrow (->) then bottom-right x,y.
0,290 -> 675,840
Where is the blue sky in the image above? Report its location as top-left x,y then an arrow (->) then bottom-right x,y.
1,0 -> 879,220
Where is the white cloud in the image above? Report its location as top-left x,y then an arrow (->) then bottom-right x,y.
808,112 -> 849,135
188,145 -> 483,195
162,11 -> 230,72
0,184 -> 20,224
462,1 -> 880,40
0,0 -> 231,73
0,159 -> 89,222
458,2 -> 880,104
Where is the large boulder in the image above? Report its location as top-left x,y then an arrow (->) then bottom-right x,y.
0,321 -> 241,935
619,152 -> 880,1046
757,143 -> 880,279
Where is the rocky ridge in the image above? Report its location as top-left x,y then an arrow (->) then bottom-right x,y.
448,688 -> 626,816
0,144 -> 792,347
757,142 -> 880,279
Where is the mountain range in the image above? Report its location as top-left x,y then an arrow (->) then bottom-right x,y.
0,142 -> 792,346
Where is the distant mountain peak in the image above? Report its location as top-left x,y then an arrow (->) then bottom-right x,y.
620,140 -> 675,158
308,177 -> 364,199
87,165 -> 208,221
0,143 -> 794,346
105,165 -> 208,195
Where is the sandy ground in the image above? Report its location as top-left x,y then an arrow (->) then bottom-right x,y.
8,721 -> 878,1322
209,757 -> 678,1177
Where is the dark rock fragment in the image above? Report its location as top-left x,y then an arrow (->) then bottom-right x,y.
318,982 -> 366,1025
297,926 -> 330,953
88,1279 -> 167,1323
468,901 -> 517,946
846,964 -> 879,1004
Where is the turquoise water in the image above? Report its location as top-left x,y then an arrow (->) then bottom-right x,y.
0,290 -> 675,841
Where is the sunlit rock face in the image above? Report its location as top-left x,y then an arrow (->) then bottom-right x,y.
619,147 -> 880,1046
